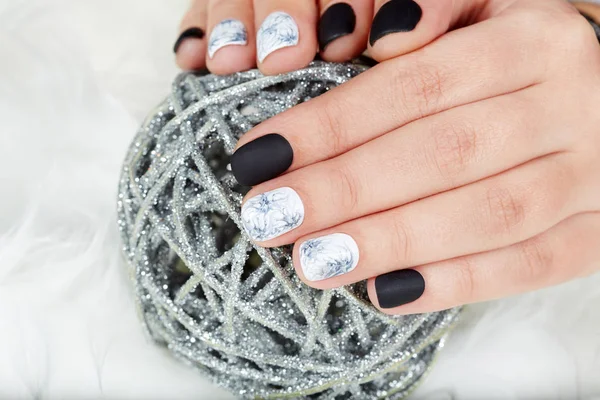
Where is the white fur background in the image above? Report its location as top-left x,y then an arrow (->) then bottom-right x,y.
0,0 -> 599,399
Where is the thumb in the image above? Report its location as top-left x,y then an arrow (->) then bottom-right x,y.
367,0 -> 491,61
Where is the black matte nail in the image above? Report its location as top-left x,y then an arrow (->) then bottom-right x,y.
318,3 -> 356,51
173,27 -> 205,53
375,269 -> 425,309
230,134 -> 293,186
369,0 -> 422,46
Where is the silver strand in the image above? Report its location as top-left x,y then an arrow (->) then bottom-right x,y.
117,61 -> 462,399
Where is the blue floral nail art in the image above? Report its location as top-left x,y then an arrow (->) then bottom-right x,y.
208,19 -> 248,59
241,187 -> 304,241
299,233 -> 359,282
257,11 -> 299,63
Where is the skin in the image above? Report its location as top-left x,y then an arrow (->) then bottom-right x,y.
177,0 -> 600,314
176,0 -> 376,74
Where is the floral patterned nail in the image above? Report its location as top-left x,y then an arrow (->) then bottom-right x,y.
208,19 -> 248,59
299,233 -> 359,282
241,187 -> 304,242
256,11 -> 299,63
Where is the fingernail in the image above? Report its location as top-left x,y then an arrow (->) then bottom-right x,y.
299,233 -> 359,282
318,3 -> 356,51
174,27 -> 205,53
241,187 -> 304,241
369,0 -> 422,46
257,11 -> 299,63
375,269 -> 425,309
231,134 -> 293,186
208,19 -> 248,59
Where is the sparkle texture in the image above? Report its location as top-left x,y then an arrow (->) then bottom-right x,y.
117,61 -> 461,399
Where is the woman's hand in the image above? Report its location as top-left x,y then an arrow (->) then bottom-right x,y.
173,0 -> 375,75
232,0 -> 600,314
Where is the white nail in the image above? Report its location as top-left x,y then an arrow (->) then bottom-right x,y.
241,187 -> 304,241
299,233 -> 359,282
208,19 -> 248,59
256,11 -> 299,63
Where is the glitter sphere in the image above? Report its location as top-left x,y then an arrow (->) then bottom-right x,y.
117,61 -> 461,399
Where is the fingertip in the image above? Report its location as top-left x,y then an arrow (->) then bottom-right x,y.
367,279 -> 411,316
291,241 -> 338,290
368,269 -> 427,315
255,6 -> 318,75
320,35 -> 362,62
207,45 -> 255,75
368,0 -> 451,62
258,46 -> 317,75
318,1 -> 370,63
175,38 -> 207,70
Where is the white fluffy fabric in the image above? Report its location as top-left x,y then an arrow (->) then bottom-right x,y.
0,0 -> 599,398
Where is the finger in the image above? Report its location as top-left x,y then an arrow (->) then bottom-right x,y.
367,0 -> 497,61
317,0 -> 373,62
206,0 -> 256,75
240,86 -> 570,246
293,153 -> 586,287
254,0 -> 318,75
175,0 -> 209,71
368,0 -> 458,61
230,6 -> 560,186
367,211 -> 600,314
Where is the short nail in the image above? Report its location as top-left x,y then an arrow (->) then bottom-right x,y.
299,233 -> 359,282
318,3 -> 356,51
369,0 -> 422,46
241,187 -> 304,241
257,11 -> 299,63
231,134 -> 293,186
174,27 -> 205,53
208,19 -> 248,59
375,269 -> 425,309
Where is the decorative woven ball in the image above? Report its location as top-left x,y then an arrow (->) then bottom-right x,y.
117,61 -> 461,399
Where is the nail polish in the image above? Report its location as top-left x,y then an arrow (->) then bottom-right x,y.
174,27 -> 205,53
241,187 -> 304,241
369,0 -> 422,46
230,134 -> 293,186
375,269 -> 425,308
299,233 -> 359,281
318,3 -> 356,51
208,19 -> 248,59
257,11 -> 299,63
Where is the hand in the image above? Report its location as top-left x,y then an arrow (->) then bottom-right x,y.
173,0 -> 459,76
232,0 -> 600,314
173,0 -> 375,75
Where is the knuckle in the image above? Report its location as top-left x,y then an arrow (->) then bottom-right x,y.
429,120 -> 479,183
483,186 -> 527,236
531,9 -> 597,67
314,100 -> 348,155
516,236 -> 553,285
390,58 -> 448,119
561,12 -> 597,50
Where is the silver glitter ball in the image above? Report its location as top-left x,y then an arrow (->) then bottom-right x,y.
117,61 -> 461,399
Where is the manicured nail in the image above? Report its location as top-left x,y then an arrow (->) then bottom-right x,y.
208,19 -> 248,59
257,11 -> 299,63
241,187 -> 304,241
318,3 -> 356,51
299,233 -> 359,282
230,134 -> 293,186
174,27 -> 205,53
375,269 -> 425,309
369,0 -> 422,46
